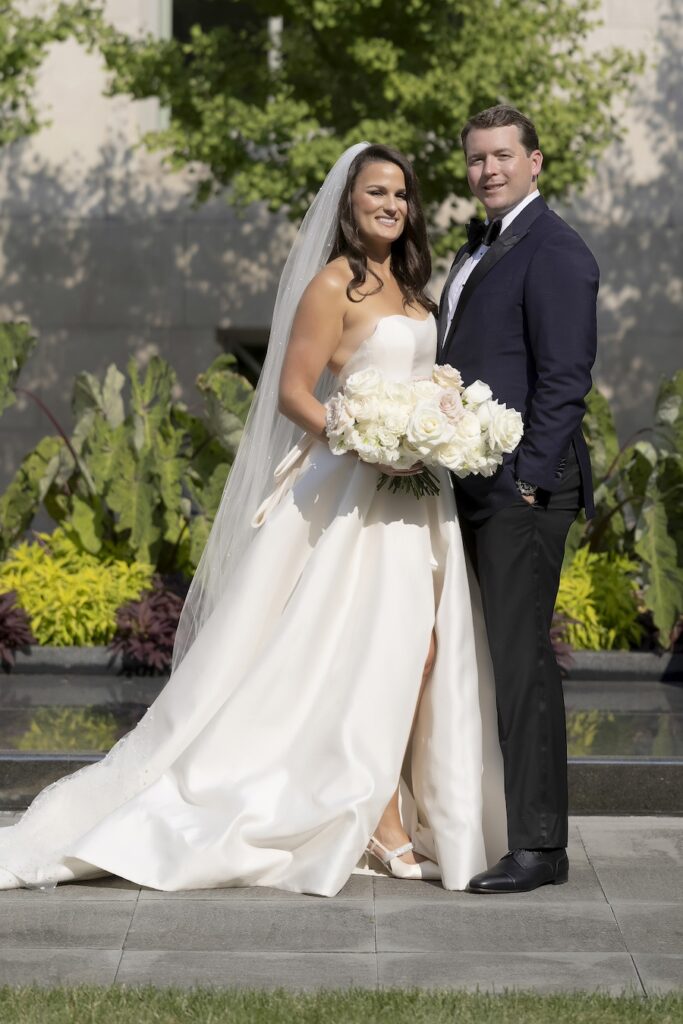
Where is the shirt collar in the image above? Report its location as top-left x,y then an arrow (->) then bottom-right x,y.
486,190 -> 541,233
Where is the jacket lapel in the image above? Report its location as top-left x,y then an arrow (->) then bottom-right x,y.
441,196 -> 547,358
437,245 -> 469,354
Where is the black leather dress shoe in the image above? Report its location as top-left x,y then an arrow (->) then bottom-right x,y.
467,848 -> 569,894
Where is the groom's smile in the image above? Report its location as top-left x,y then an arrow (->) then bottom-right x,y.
464,124 -> 543,220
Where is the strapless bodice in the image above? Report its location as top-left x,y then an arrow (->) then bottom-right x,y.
337,313 -> 437,386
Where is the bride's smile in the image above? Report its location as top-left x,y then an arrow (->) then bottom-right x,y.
351,160 -> 408,252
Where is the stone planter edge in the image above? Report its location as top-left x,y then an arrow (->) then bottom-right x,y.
6,645 -> 683,681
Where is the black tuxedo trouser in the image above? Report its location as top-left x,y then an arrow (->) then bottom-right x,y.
458,448 -> 582,850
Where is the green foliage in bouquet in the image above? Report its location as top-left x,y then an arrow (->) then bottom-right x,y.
0,529 -> 154,646
15,707 -> 119,752
556,547 -> 641,651
568,373 -> 683,648
0,321 -> 254,574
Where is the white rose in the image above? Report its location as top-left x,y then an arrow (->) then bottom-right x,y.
394,444 -> 422,470
325,395 -> 355,453
476,452 -> 504,477
352,426 -> 384,464
446,439 -> 493,477
347,395 -> 380,423
406,401 -> 454,456
377,400 -> 410,435
344,367 -> 384,400
326,395 -> 354,434
432,364 -> 464,391
439,389 -> 464,424
462,380 -> 493,407
434,411 -> 482,472
376,425 -> 401,450
450,409 -> 482,441
475,402 -> 491,430
436,438 -> 466,473
411,379 -> 442,401
383,380 -> 414,408
486,402 -> 524,453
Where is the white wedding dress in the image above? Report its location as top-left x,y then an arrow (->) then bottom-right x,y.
0,313 -> 506,896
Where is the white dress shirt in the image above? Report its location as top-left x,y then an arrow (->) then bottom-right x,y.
445,190 -> 541,331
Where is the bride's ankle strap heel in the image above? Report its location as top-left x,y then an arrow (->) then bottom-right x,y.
365,834 -> 441,881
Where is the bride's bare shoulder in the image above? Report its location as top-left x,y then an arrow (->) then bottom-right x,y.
306,257 -> 353,298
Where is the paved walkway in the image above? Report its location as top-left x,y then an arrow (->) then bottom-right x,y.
0,814 -> 681,993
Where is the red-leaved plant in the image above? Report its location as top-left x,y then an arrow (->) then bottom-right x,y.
109,578 -> 185,675
0,590 -> 36,672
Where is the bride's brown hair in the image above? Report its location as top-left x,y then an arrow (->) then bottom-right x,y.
328,144 -> 437,314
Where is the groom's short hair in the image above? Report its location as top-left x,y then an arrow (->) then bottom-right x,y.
461,105 -> 540,155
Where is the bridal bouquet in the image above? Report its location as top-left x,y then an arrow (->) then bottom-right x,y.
324,364 -> 524,497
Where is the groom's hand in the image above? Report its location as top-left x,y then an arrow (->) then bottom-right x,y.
521,493 -> 536,505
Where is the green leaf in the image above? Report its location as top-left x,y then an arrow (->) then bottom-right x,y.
154,432 -> 185,518
83,419 -> 127,493
186,462 -> 230,519
64,494 -> 104,555
583,387 -> 620,482
196,355 -> 253,455
72,363 -> 125,428
128,356 -> 176,449
635,476 -> 683,643
107,447 -> 161,564
0,435 -> 64,559
188,514 -> 211,570
0,321 -> 37,416
654,370 -> 683,456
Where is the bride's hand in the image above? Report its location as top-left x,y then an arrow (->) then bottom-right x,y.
378,461 -> 424,477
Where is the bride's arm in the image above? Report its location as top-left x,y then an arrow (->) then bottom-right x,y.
278,269 -> 346,439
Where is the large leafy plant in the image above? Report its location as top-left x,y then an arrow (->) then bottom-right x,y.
568,373 -> 683,647
0,529 -> 154,647
0,327 -> 253,574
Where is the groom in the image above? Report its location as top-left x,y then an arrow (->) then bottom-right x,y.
437,105 -> 599,893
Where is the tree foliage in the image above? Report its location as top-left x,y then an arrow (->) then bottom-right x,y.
0,2 -> 95,146
92,0 -> 642,253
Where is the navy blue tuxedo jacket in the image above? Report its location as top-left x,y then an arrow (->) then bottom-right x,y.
437,196 -> 599,521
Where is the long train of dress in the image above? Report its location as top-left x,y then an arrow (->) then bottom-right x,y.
0,314 -> 506,896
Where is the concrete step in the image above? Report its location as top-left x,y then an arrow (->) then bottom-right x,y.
0,751 -> 681,815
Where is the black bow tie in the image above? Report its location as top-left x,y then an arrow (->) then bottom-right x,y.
466,217 -> 502,250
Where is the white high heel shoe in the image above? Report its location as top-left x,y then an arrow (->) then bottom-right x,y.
366,835 -> 441,880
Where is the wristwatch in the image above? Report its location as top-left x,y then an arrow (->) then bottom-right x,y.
515,478 -> 538,497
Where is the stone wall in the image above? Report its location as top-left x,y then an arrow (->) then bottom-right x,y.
0,0 -> 680,486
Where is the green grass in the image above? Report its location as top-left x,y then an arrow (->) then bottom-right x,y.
0,988 -> 680,1024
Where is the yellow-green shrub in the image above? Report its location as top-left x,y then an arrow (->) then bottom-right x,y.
0,529 -> 154,646
556,547 -> 642,650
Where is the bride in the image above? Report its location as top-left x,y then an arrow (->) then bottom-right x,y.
0,143 -> 506,896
